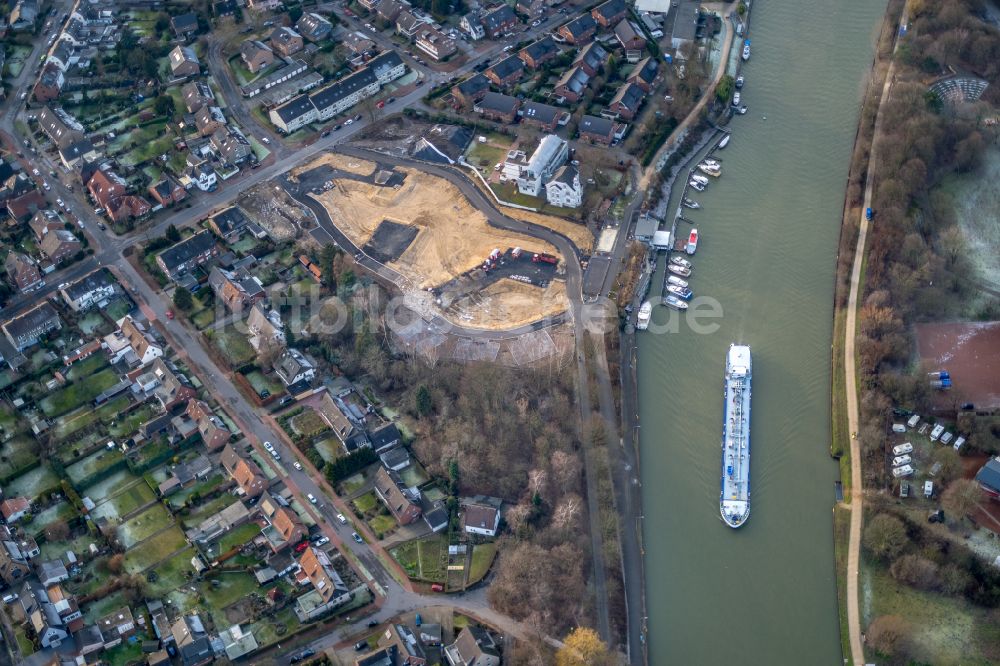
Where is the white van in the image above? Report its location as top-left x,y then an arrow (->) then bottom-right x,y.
906,414 -> 920,428
892,455 -> 911,467
930,424 -> 945,441
892,442 -> 913,456
940,431 -> 953,445
953,436 -> 965,451
891,423 -> 906,433
892,465 -> 914,478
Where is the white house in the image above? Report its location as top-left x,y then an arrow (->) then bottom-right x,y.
545,164 -> 583,208
104,316 -> 163,367
273,348 -> 316,386
461,502 -> 501,537
60,269 -> 116,311
460,12 -> 485,40
509,134 -> 569,197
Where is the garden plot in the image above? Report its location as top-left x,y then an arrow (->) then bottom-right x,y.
82,469 -> 145,504
31,502 -> 76,536
90,479 -> 156,523
117,503 -> 174,548
289,408 -> 329,438
66,449 -> 125,486
146,547 -> 199,597
5,464 -> 59,501
209,325 -> 256,367
0,435 -> 39,480
390,534 -> 448,583
40,368 -> 119,417
123,525 -> 188,574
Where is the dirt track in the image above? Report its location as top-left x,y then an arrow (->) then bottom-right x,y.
290,152 -> 377,178
915,321 -> 1000,409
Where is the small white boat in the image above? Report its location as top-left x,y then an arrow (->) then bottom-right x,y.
689,180 -> 705,191
670,256 -> 692,269
691,173 -> 709,185
742,41 -> 751,61
698,163 -> 721,177
737,105 -> 748,115
667,275 -> 688,288
664,294 -> 689,311
735,75 -> 744,89
685,228 -> 699,255
667,284 -> 693,300
682,197 -> 700,209
636,301 -> 652,330
718,134 -> 731,149
732,92 -> 741,107
668,264 -> 691,278
702,158 -> 721,168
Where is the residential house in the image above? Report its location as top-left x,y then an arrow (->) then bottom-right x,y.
369,423 -> 402,454
181,81 -> 215,114
357,0 -> 380,12
0,540 -> 31,584
460,12 -> 485,40
0,497 -> 30,523
554,65 -> 591,103
194,105 -> 227,137
444,627 -> 501,666
373,466 -> 422,525
294,546 -> 351,620
480,4 -> 518,39
58,137 -> 96,169
218,625 -> 259,661
452,74 -> 490,107
73,625 -> 105,657
97,607 -> 136,649
171,13 -> 199,38
38,105 -> 84,150
263,504 -> 305,553
60,268 -> 116,311
148,176 -> 187,207
273,348 -> 316,386
314,389 -> 370,453
415,26 -> 457,61
592,0 -> 628,27
208,266 -> 264,311
46,583 -> 82,626
240,57 -> 309,97
185,500 -> 251,545
669,0 -> 699,50
578,114 -> 616,145
155,230 -> 219,279
5,252 -> 41,292
8,0 -> 38,31
171,614 -> 208,648
343,31 -> 376,56
508,134 -> 568,196
518,36 -> 558,69
221,444 -> 268,498
214,0 -> 238,19
269,95 -> 316,134
379,447 -> 410,472
159,454 -> 213,495
246,0 -> 281,9
558,14 -> 597,44
475,92 -> 520,124
144,357 -> 196,411
6,190 -> 47,223
208,206 -> 249,241
118,315 -> 163,366
187,399 -> 231,450
105,195 -> 151,224
39,229 -> 81,264
30,608 -> 68,648
396,10 -> 427,39
519,101 -> 569,131
45,40 -> 75,74
546,164 -> 583,208
240,40 -> 274,74
180,636 -> 214,666
614,19 -> 646,51
2,303 -> 62,351
270,27 -> 303,57
516,0 -> 545,18
247,302 -> 285,353
37,559 -> 69,587
183,161 -> 218,192
573,43 -> 607,78
211,127 -> 252,165
377,0 -> 409,22
168,45 -> 201,78
32,64 -> 65,103
87,167 -> 126,214
296,13 -> 333,42
627,56 -> 659,92
357,647 -> 400,666
485,55 -> 524,88
608,81 -> 645,120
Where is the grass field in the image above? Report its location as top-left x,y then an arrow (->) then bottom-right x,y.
197,571 -> 260,620
0,435 -> 38,480
91,480 -> 156,522
147,547 -> 198,597
5,464 -> 59,501
368,514 -> 396,538
108,403 -> 158,439
468,543 -> 497,585
124,525 -> 188,573
65,354 -> 108,381
353,491 -> 377,514
245,370 -> 284,398
833,505 -> 851,663
290,408 -> 328,438
216,521 -> 263,555
82,470 -> 143,504
117,503 -> 173,548
338,472 -> 366,496
40,368 -> 119,417
182,493 -> 239,529
251,607 -> 300,648
66,449 -> 124,486
210,325 -> 256,367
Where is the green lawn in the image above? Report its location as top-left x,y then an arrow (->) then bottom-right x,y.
116,503 -> 174,548
83,590 -> 129,623
191,307 -> 216,330
91,480 -> 155,522
65,354 -> 108,381
5,464 -> 59,501
0,435 -> 39,480
353,491 -> 377,514
65,449 -> 125,486
147,547 -> 198,597
251,607 -> 300,648
40,368 -> 120,417
182,493 -> 239,529
82,470 -> 143,504
338,472 -> 366,496
210,325 -> 256,367
290,408 -> 329,438
103,639 -> 146,666
468,543 -> 497,584
108,403 -> 158,439
15,627 -> 34,656
368,514 -> 396,538
198,571 -> 260,620
245,370 -> 284,398
123,525 -> 188,573
216,521 -> 263,555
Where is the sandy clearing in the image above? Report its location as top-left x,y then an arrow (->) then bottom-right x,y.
290,152 -> 377,179
504,208 -> 594,254
310,167 -> 561,289
447,279 -> 569,330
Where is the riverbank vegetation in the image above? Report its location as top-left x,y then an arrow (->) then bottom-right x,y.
850,0 -> 1000,661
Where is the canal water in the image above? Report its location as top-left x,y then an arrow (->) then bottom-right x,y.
637,0 -> 887,663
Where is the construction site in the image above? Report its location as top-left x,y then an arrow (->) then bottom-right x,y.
299,159 -> 572,330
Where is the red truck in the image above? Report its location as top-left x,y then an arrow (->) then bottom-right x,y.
532,253 -> 558,265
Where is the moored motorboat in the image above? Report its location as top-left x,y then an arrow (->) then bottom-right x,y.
664,294 -> 689,310
698,163 -> 721,177
737,105 -> 748,115
636,301 -> 652,330
688,180 -> 705,191
691,173 -> 709,185
742,40 -> 751,60
682,197 -> 700,209
685,228 -> 699,255
735,75 -> 744,89
668,264 -> 691,278
670,256 -> 692,269
667,284 -> 693,300
718,134 -> 731,149
667,275 -> 688,288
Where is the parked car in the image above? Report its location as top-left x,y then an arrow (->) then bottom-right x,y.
355,641 -> 367,651
261,136 -> 270,144
293,461 -> 303,470
165,310 -> 174,319
307,493 -> 317,504
352,532 -> 363,543
314,536 -> 329,546
263,441 -> 274,452
294,540 -> 310,553
337,513 -> 347,524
